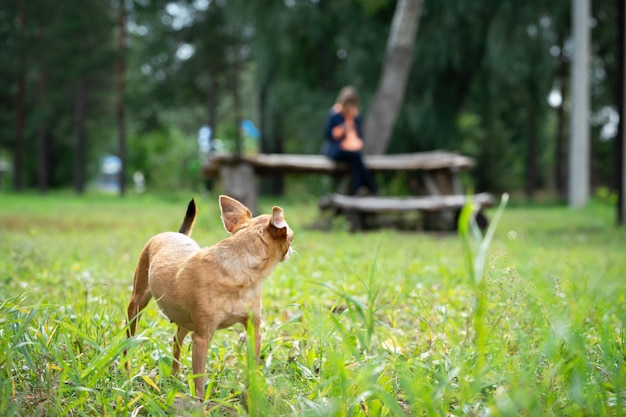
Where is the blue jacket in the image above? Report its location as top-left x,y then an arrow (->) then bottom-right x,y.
322,109 -> 364,159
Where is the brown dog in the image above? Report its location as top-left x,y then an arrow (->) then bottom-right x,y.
125,196 -> 293,399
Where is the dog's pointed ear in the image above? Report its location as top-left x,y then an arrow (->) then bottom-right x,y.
220,195 -> 252,234
269,206 -> 287,237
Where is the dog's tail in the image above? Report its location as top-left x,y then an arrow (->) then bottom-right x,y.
178,198 -> 197,236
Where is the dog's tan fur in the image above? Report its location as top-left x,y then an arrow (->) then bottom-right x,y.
125,195 -> 293,399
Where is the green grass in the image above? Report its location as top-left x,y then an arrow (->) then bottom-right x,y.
1,191 -> 625,416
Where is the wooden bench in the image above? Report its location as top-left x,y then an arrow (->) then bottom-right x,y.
319,193 -> 495,231
202,151 -> 493,231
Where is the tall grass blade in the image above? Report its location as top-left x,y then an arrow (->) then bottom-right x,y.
458,193 -> 509,375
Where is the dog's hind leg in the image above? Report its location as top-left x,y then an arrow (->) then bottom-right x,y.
126,253 -> 153,337
125,249 -> 153,372
172,326 -> 190,376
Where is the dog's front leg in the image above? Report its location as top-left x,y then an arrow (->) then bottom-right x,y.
172,326 -> 190,376
191,330 -> 212,400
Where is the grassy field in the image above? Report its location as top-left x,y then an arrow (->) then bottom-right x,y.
0,191 -> 625,416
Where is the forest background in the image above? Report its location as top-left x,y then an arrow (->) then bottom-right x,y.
0,0 -> 622,200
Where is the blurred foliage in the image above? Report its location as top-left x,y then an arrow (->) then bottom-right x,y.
0,0 -> 621,196
128,127 -> 200,191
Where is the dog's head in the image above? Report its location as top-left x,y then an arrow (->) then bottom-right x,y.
219,195 -> 294,262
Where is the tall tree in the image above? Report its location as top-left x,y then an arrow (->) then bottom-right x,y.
13,1 -> 26,191
554,36 -> 569,199
35,21 -> 49,195
363,0 -> 424,155
617,0 -> 625,224
74,80 -> 87,194
116,0 -> 128,196
57,0 -> 114,194
0,0 -> 116,192
569,0 -> 590,207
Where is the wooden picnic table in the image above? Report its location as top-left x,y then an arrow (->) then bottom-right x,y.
202,151 -> 493,231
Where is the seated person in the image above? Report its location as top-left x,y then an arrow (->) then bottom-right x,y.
322,86 -> 378,196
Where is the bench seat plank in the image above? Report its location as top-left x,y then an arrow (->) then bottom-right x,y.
324,192 -> 495,213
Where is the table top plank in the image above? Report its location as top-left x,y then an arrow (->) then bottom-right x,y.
203,151 -> 475,174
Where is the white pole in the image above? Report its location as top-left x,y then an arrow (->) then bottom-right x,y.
568,0 -> 590,208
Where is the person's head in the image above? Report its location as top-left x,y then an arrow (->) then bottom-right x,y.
336,86 -> 359,117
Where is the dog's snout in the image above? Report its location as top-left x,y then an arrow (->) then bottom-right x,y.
282,245 -> 294,262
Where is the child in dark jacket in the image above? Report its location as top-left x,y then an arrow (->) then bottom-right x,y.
322,86 -> 378,195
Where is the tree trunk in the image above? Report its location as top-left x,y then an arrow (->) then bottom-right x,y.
259,77 -> 270,154
37,69 -> 48,194
568,0 -> 590,208
617,0 -> 625,224
13,74 -> 25,191
526,105 -> 538,199
259,71 -> 284,195
232,45 -> 243,157
207,63 -> 219,142
554,51 -> 564,198
116,1 -> 128,196
363,0 -> 424,155
13,2 -> 26,191
74,79 -> 87,194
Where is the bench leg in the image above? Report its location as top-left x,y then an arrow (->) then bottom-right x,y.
344,209 -> 365,232
219,162 -> 258,214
